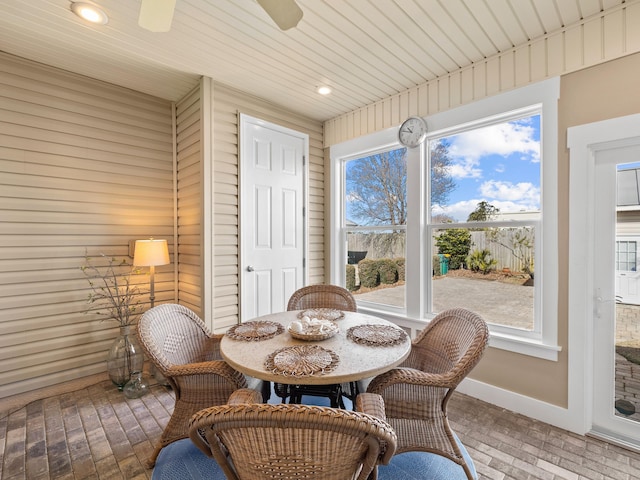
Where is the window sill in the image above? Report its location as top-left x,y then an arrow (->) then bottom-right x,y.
357,305 -> 561,362
488,332 -> 561,361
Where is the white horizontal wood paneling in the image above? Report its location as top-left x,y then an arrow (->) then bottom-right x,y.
617,211 -> 640,235
0,52 -> 175,399
172,81 -> 324,332
324,2 -> 640,146
0,0 -> 630,123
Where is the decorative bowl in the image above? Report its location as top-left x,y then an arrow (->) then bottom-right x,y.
297,308 -> 344,321
288,321 -> 339,341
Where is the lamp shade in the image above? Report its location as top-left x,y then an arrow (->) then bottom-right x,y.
133,239 -> 170,267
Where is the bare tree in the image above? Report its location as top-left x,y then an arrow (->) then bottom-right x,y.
486,227 -> 535,278
347,149 -> 407,226
347,143 -> 455,226
430,139 -> 456,209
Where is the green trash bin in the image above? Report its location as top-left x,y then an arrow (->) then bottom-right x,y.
438,254 -> 449,275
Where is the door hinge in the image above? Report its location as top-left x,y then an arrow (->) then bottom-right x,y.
303,155 -> 306,166
303,258 -> 306,268
302,206 -> 305,217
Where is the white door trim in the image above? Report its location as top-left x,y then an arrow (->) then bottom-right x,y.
568,113 -> 640,437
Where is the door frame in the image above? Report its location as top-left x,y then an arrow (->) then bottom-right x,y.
568,113 -> 640,445
238,113 -> 309,322
592,146 -> 640,448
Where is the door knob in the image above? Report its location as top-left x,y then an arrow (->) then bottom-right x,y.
246,265 -> 255,272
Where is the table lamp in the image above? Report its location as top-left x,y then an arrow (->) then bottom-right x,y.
133,238 -> 170,309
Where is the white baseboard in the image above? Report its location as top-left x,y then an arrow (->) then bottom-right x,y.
458,377 -> 587,435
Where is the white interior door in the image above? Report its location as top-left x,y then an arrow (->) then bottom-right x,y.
593,144 -> 640,448
240,115 -> 307,321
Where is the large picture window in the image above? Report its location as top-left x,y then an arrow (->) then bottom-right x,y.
428,113 -> 539,332
330,78 -> 560,360
344,148 -> 407,310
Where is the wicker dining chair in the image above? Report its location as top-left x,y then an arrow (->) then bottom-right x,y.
188,388 -> 397,480
278,284 -> 358,406
137,304 -> 252,467
366,308 -> 489,480
286,284 -> 358,312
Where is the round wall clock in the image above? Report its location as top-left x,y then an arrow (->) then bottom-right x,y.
398,116 -> 428,148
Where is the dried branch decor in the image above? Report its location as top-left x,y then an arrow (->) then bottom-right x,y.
81,253 -> 143,326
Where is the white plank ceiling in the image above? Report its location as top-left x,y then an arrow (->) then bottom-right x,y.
0,0 -> 629,121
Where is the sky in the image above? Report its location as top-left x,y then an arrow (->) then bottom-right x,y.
345,114 -> 541,225
619,162 -> 640,171
432,114 -> 541,222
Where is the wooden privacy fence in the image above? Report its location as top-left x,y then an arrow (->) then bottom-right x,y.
347,229 -> 533,273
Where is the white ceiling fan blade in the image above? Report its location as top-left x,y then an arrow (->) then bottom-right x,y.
257,0 -> 303,31
138,0 -> 176,32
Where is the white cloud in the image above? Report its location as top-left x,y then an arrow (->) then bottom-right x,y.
432,200 -> 480,222
448,158 -> 482,179
480,180 -> 539,204
433,198 -> 539,222
448,120 -> 540,164
433,180 -> 539,222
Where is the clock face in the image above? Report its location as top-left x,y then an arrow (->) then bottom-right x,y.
398,117 -> 427,148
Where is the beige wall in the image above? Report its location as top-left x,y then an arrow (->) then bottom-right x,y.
554,51 -> 640,402
173,80 -> 326,332
175,84 -> 203,316
0,52 -> 176,398
0,54 -> 324,399
207,82 -> 325,331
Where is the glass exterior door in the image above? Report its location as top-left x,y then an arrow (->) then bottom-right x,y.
593,149 -> 640,447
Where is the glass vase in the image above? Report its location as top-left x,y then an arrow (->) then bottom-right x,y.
123,371 -> 150,398
151,364 -> 171,388
107,325 -> 144,391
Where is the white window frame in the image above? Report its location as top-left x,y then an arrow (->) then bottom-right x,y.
329,78 -> 560,360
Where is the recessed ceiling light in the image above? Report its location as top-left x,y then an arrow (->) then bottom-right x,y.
70,2 -> 109,25
317,86 -> 332,95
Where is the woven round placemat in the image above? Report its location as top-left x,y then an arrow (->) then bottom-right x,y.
297,308 -> 345,321
264,345 -> 340,377
347,324 -> 408,346
225,321 -> 284,341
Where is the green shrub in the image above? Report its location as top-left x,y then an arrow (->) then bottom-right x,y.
345,264 -> 357,291
394,257 -> 405,281
433,255 -> 441,276
466,249 -> 497,274
435,228 -> 472,269
378,258 -> 398,284
358,259 -> 379,288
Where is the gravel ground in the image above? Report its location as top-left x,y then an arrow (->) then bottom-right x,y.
355,273 -> 534,329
